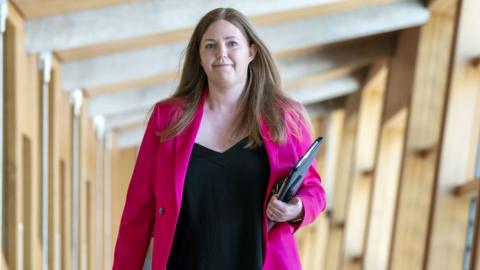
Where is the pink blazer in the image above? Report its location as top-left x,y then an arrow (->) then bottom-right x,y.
113,90 -> 326,269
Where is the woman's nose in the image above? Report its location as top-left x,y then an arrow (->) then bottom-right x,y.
216,45 -> 227,60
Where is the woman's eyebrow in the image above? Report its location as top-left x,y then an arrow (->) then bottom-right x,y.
202,36 -> 238,42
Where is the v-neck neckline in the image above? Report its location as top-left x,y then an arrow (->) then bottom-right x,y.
194,137 -> 249,155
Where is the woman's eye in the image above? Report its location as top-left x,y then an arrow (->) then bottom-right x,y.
227,41 -> 238,47
205,43 -> 215,49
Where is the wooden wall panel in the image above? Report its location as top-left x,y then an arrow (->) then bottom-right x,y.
57,87 -> 73,270
110,144 -> 137,266
390,0 -> 461,268
95,135 -> 105,270
297,115 -> 328,269
342,61 -> 387,269
80,102 -> 98,270
324,91 -> 361,270
426,0 -> 480,268
85,109 -> 98,270
5,2 -> 41,268
27,54 -> 42,270
103,135 -> 113,270
363,28 -> 420,270
4,4 -> 22,269
46,55 -> 64,270
317,109 -> 345,269
310,116 -> 329,270
299,108 -> 345,270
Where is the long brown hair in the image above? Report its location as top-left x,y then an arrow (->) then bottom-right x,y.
158,7 -> 304,146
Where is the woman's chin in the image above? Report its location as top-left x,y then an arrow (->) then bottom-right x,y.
210,76 -> 237,87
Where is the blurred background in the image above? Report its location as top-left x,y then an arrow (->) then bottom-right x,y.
1,0 -> 479,269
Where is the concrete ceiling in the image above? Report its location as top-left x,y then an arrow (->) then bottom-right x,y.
14,0 -> 430,148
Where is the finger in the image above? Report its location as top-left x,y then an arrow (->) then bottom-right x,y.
269,207 -> 284,219
270,202 -> 288,214
269,206 -> 285,219
271,198 -> 288,208
269,195 -> 279,205
288,197 -> 298,205
267,209 -> 278,220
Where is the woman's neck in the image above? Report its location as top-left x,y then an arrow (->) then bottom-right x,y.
206,81 -> 245,112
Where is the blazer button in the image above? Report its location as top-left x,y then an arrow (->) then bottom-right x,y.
158,207 -> 164,215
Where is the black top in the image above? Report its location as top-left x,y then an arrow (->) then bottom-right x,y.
166,137 -> 270,270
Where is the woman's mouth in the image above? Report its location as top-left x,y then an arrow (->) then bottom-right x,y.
213,64 -> 233,68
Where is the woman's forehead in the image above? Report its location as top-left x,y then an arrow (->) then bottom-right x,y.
201,20 -> 247,41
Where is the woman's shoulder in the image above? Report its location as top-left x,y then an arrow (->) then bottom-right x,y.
281,98 -> 313,146
149,97 -> 187,129
282,98 -> 310,128
154,97 -> 186,113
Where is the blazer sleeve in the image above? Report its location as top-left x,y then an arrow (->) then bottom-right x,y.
290,106 -> 327,233
112,104 -> 159,269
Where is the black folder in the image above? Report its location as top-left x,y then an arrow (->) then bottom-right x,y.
268,137 -> 323,231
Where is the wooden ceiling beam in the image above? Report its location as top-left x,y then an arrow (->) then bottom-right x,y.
11,0 -> 142,19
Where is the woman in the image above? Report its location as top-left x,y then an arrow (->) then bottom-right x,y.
113,7 -> 326,270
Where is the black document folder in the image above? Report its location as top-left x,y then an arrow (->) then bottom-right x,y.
268,137 -> 323,231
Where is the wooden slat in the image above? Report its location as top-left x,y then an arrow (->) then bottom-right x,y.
453,179 -> 480,197
310,116 -> 330,270
78,102 -> 99,270
55,0 -> 399,62
110,145 -> 137,266
11,0 -> 142,19
389,0 -> 461,268
363,27 -> 420,270
103,135 -> 113,269
342,60 -> 387,270
4,3 -> 30,269
296,116 -> 329,269
57,89 -> 74,270
324,91 -> 361,270
426,0 -> 480,267
296,227 -> 312,269
47,55 -> 61,270
323,107 -> 346,202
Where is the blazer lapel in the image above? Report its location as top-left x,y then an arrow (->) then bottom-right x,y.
259,119 -> 280,197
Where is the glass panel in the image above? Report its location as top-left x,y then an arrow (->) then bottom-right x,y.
463,197 -> 477,270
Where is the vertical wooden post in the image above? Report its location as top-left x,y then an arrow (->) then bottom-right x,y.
309,116 -> 329,270
324,91 -> 361,270
389,0 -> 461,268
426,0 -> 480,268
363,28 -> 420,270
342,61 -> 387,269
110,145 -> 138,258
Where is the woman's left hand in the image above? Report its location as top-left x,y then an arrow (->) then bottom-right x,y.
266,195 -> 304,222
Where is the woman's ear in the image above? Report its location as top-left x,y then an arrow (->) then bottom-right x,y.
249,44 -> 258,62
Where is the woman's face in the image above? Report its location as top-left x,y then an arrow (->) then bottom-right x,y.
199,20 -> 257,88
